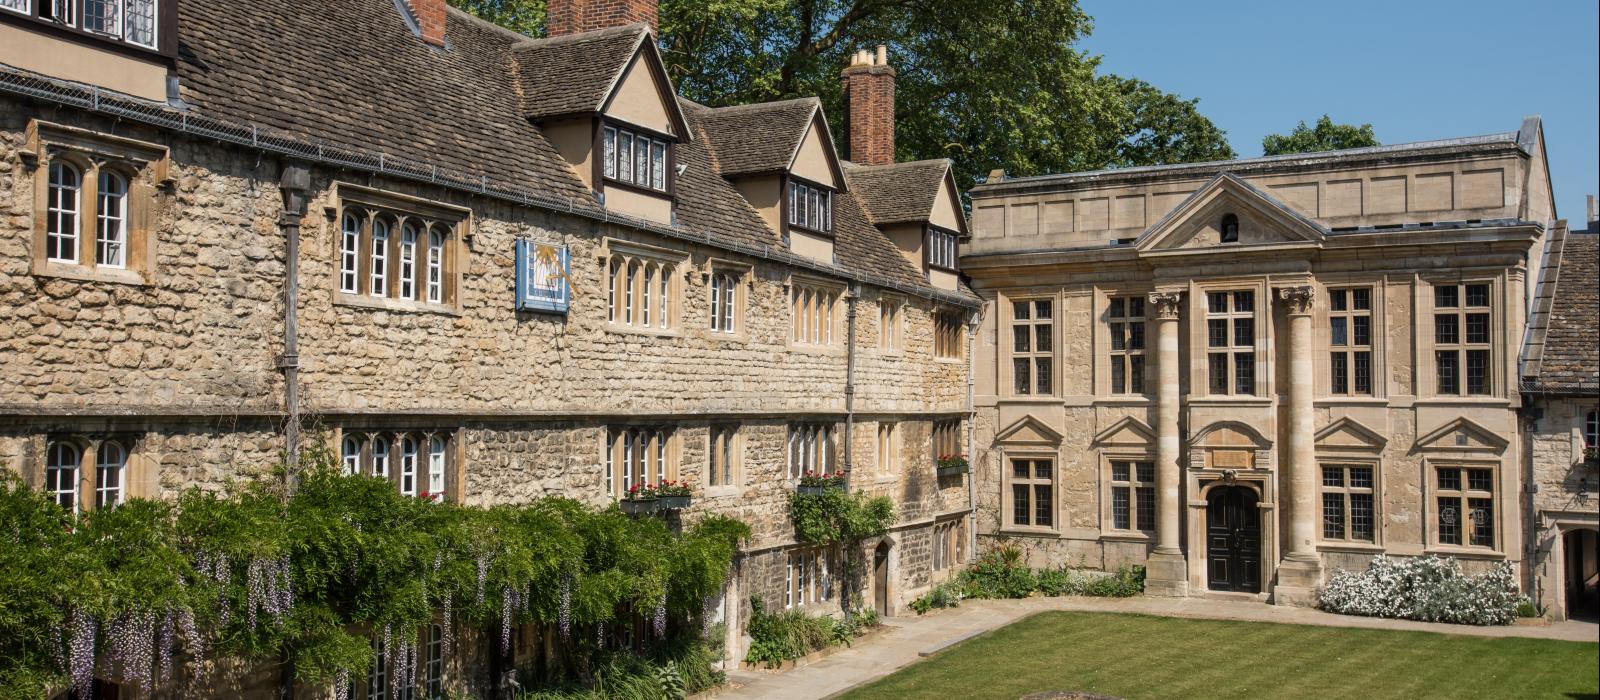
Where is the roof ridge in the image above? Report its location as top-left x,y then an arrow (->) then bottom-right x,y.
846,158 -> 952,171
984,131 -> 1521,188
699,96 -> 820,115
514,22 -> 647,50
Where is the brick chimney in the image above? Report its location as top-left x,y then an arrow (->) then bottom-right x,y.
405,0 -> 447,47
547,0 -> 658,37
841,45 -> 896,166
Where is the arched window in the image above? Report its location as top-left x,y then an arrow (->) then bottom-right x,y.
340,213 -> 362,293
341,436 -> 362,476
657,264 -> 671,329
426,227 -> 445,304
95,441 -> 126,509
371,436 -> 390,478
642,263 -> 654,326
46,162 -> 81,263
1220,214 -> 1240,243
625,260 -> 639,325
399,222 -> 419,300
399,436 -> 418,496
370,218 -> 390,297
607,257 -> 621,322
45,442 -> 80,513
96,170 -> 128,268
427,436 -> 446,497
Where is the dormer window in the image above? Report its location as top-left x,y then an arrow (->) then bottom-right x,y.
7,0 -> 162,51
787,179 -> 833,234
1220,214 -> 1240,243
601,124 -> 671,193
927,227 -> 959,271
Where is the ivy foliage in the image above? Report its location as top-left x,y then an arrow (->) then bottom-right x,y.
787,489 -> 894,548
0,446 -> 748,699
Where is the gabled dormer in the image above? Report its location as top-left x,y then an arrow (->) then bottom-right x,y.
845,159 -> 969,291
1,0 -> 178,102
697,98 -> 847,265
516,21 -> 691,226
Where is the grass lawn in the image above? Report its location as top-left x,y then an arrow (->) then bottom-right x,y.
839,612 -> 1600,700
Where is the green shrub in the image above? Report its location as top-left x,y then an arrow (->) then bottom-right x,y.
1516,596 -> 1541,618
742,598 -> 873,667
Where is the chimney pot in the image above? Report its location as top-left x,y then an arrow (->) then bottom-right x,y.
875,45 -> 887,65
547,0 -> 659,37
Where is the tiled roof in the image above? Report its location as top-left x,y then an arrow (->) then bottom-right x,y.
176,0 -> 592,201
120,0 -> 965,302
694,98 -> 820,177
513,24 -> 646,121
1530,232 -> 1599,393
845,159 -> 954,227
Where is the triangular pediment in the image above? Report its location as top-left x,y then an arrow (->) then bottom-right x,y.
1314,417 -> 1388,451
1093,416 -> 1156,447
598,37 -> 692,141
995,415 -> 1064,446
1137,173 -> 1326,254
1414,417 -> 1510,453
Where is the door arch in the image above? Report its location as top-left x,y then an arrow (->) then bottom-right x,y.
1206,485 -> 1261,592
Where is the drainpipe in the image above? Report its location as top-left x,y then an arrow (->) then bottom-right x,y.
965,312 -> 979,562
1520,403 -> 1542,607
277,162 -> 310,487
843,284 -> 860,486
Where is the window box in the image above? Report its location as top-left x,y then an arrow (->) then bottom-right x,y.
936,455 -> 969,478
796,485 -> 842,496
796,473 -> 845,496
1582,447 -> 1598,467
657,481 -> 692,510
620,498 -> 659,516
659,495 -> 692,510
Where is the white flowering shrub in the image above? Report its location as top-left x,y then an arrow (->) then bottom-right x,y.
1319,555 -> 1520,626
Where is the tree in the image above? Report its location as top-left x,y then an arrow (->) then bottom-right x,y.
1262,115 -> 1379,156
448,0 -> 1236,186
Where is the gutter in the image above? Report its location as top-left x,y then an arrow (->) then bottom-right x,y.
965,312 -> 979,562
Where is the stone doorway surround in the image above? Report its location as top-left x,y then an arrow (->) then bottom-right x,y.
1184,420 -> 1280,598
1537,512 -> 1600,621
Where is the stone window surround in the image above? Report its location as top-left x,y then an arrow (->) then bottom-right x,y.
30,433 -> 142,513
1315,457 -> 1385,551
786,421 -> 838,480
701,258 -> 751,342
600,236 -> 688,336
785,273 -> 847,352
704,423 -> 743,497
1098,288 -> 1151,397
333,427 -> 462,504
1325,285 -> 1375,396
1098,450 -> 1156,540
1417,274 -> 1504,401
329,182 -> 468,315
784,544 -> 837,610
1422,456 -> 1506,557
603,424 -> 681,500
875,421 -> 898,480
933,308 -> 965,362
1183,279 -> 1271,400
877,294 -> 903,354
1202,286 -> 1260,397
931,517 -> 964,575
1313,276 -> 1391,400
1005,294 -> 1057,397
1000,450 -> 1058,535
25,120 -> 168,286
1582,408 -> 1599,461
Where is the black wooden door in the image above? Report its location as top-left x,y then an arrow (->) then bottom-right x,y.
1206,486 -> 1261,592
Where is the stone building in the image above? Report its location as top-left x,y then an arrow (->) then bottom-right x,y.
1521,210 -> 1598,621
963,127 -> 1560,604
0,0 -> 977,692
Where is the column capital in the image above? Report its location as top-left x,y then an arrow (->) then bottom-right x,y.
1147,291 -> 1184,320
1276,285 -> 1316,316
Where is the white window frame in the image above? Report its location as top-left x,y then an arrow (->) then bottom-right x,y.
340,213 -> 362,293
427,436 -> 447,498
927,226 -> 958,270
426,228 -> 445,304
46,161 -> 81,264
787,423 -> 836,479
94,169 -> 127,268
94,440 -> 126,509
398,222 -> 419,300
0,0 -> 33,17
45,441 -> 80,514
369,218 -> 389,298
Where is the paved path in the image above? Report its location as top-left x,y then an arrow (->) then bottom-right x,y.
706,596 -> 1598,700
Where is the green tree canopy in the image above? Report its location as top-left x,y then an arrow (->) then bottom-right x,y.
448,0 -> 1236,186
1262,115 -> 1380,156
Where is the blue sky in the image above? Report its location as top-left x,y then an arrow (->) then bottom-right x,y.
1078,0 -> 1599,222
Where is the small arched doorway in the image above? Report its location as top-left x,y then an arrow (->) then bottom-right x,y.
1564,528 -> 1598,621
1206,485 -> 1261,592
873,541 -> 891,616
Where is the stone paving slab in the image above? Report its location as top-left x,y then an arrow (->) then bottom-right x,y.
702,596 -> 1599,700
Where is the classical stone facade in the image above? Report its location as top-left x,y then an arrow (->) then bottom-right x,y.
0,0 -> 976,695
964,125 -> 1565,605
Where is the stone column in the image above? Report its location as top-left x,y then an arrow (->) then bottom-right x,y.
1144,291 -> 1187,597
1273,284 -> 1322,606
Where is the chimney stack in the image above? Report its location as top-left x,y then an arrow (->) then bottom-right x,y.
841,45 -> 896,166
405,0 -> 447,47
1587,194 -> 1596,225
547,0 -> 658,37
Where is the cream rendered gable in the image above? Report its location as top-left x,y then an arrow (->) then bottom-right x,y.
929,170 -> 966,233
789,113 -> 843,189
1137,173 -> 1326,254
602,50 -> 676,136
